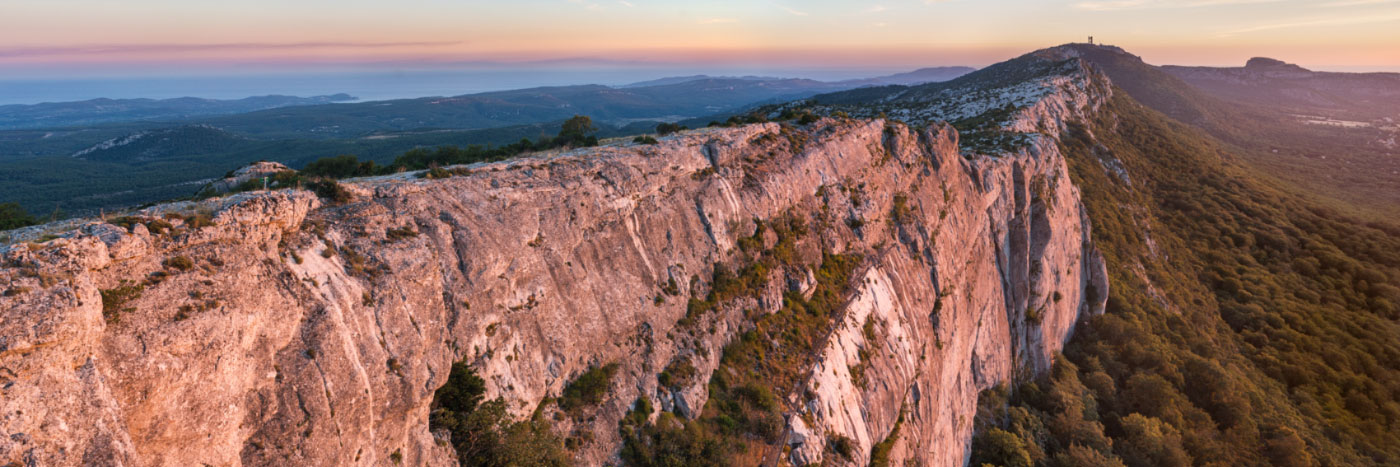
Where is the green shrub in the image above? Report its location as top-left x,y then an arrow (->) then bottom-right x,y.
890,193 -> 913,224
869,410 -> 904,467
146,219 -> 173,235
658,358 -> 698,388
100,281 -> 145,323
301,154 -> 377,178
558,363 -> 619,414
430,362 -> 568,466
827,434 -> 856,461
422,167 -> 451,179
634,135 -> 660,145
184,213 -> 214,229
385,226 -> 418,241
656,122 -> 686,136
619,411 -> 730,466
310,179 -> 352,204
164,256 -> 194,271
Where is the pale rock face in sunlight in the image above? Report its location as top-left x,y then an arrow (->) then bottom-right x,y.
0,58 -> 1109,465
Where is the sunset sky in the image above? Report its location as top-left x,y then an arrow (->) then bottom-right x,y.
3,0 -> 1398,78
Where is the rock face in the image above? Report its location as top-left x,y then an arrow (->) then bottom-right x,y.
0,59 -> 1108,466
204,161 -> 294,194
1244,57 -> 1310,73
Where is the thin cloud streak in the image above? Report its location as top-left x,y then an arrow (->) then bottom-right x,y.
1077,0 -> 1283,11
0,41 -> 462,59
1219,11 -> 1400,34
781,6 -> 809,16
1319,0 -> 1399,6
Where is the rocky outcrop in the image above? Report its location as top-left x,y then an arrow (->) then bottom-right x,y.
1244,57 -> 1311,73
1,59 -> 1108,466
204,161 -> 294,194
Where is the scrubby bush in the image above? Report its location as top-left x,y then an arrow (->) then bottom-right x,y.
184,213 -> 214,229
301,154 -> 378,178
430,361 -> 568,466
100,281 -> 145,323
558,363 -> 619,414
827,434 -> 856,461
164,256 -> 194,271
658,358 -> 697,388
620,410 -> 730,467
385,225 -> 418,241
310,179 -> 352,204
656,122 -> 686,136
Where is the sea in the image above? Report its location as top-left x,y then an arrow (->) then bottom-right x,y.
0,65 -> 907,105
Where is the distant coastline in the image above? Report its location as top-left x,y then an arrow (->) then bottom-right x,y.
0,66 -> 918,106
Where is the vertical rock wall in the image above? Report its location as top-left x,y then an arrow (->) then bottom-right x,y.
1,62 -> 1108,467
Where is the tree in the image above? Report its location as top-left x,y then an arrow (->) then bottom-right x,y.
1263,426 -> 1313,467
970,428 -> 1033,467
0,203 -> 38,231
301,155 -> 376,178
561,115 -> 596,135
430,362 -> 568,467
553,115 -> 599,148
1115,414 -> 1190,467
436,361 -> 486,414
1052,444 -> 1126,467
656,122 -> 686,136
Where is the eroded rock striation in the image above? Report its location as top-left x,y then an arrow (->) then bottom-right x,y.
1,53 -> 1108,466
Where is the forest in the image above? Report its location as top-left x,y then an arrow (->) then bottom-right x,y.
969,93 -> 1400,466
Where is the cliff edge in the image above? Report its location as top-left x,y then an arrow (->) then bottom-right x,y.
1,51 -> 1108,466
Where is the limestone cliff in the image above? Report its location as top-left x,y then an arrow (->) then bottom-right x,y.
1,53 -> 1108,466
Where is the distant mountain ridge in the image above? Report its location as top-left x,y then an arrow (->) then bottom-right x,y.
623,66 -> 976,89
188,69 -> 976,140
1162,57 -> 1400,120
0,94 -> 356,130
1045,43 -> 1400,218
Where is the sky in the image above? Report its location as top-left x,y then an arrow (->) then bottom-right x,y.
1,0 -> 1398,102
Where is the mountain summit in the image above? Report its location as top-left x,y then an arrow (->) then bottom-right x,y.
1245,56 -> 1311,72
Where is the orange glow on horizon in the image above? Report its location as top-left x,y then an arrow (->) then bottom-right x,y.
1,0 -> 1397,73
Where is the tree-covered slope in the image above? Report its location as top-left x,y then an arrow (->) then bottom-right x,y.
970,92 -> 1400,466
0,94 -> 355,130
1058,44 -> 1400,220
